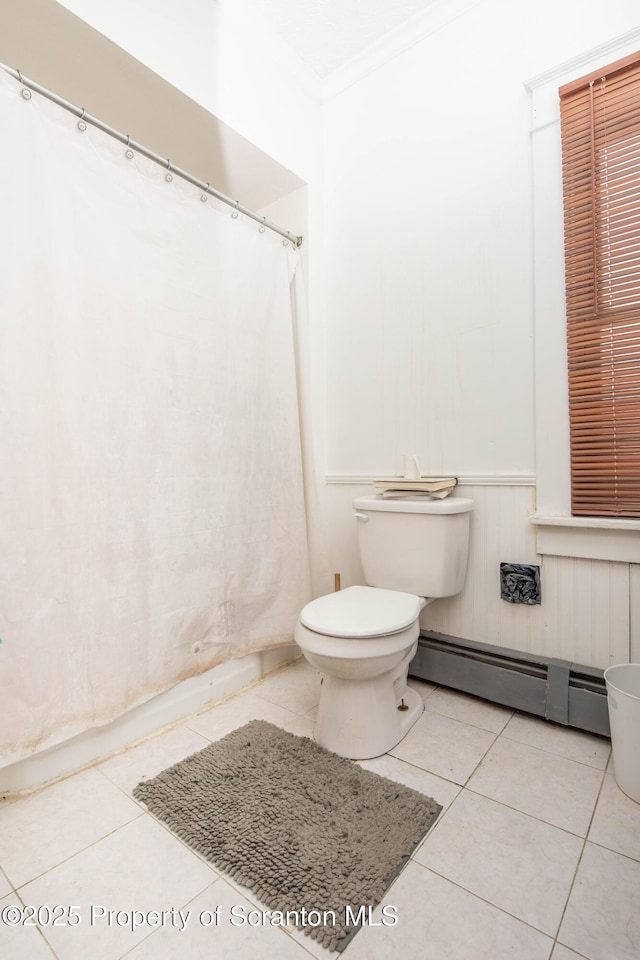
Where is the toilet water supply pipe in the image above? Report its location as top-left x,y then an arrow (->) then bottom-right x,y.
0,62 -> 304,249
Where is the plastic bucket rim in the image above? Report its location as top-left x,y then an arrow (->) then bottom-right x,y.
604,663 -> 640,702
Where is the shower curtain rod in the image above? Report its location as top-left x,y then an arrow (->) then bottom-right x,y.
0,62 -> 304,248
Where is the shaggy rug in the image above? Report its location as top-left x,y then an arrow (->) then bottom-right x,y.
133,720 -> 441,951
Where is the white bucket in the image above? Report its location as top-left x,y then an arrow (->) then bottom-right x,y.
604,664 -> 640,803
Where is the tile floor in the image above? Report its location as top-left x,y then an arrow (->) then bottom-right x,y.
1,657 -> 639,960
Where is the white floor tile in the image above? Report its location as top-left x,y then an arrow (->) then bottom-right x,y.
184,691 -> 303,742
97,724 -> 211,795
390,711 -> 496,785
424,688 -> 513,733
253,661 -> 322,715
0,894 -> 58,960
415,790 -> 582,935
356,754 -> 460,813
551,946 -> 589,960
0,768 -> 141,888
3,660 -> 632,960
589,773 -> 640,862
407,677 -> 437,701
343,861 -> 553,960
280,715 -> 316,740
18,816 -> 217,960
502,715 -> 610,770
468,737 -> 603,835
125,876 -> 311,959
558,842 -> 640,960
0,869 -> 12,899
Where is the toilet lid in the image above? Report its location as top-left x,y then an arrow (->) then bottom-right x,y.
300,585 -> 423,638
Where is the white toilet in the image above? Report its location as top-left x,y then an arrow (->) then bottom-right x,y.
295,494 -> 473,759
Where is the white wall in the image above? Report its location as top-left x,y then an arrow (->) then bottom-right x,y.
321,0 -> 640,668
322,0 -> 640,477
57,0 -> 323,184
7,0 -> 639,672
0,0 -> 311,211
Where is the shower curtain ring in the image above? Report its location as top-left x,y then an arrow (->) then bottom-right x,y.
165,159 -> 173,183
201,183 -> 210,202
125,134 -> 134,159
77,108 -> 87,132
17,70 -> 32,100
232,200 -> 239,219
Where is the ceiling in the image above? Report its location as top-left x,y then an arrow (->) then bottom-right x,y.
243,0 -> 439,78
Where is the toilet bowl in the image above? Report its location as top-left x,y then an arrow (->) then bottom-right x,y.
295,585 -> 431,759
296,495 -> 473,760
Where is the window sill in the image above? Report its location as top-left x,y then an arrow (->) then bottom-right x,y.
530,514 -> 640,563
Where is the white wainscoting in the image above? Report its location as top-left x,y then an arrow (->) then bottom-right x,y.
325,479 -> 632,670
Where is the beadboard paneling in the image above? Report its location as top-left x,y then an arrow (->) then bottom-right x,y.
422,485 -> 629,669
326,482 -> 631,670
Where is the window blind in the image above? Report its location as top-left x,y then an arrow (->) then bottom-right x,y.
559,51 -> 640,517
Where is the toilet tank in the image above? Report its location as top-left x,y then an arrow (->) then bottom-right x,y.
353,495 -> 473,598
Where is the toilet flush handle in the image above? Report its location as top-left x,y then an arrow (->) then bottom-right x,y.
353,511 -> 369,521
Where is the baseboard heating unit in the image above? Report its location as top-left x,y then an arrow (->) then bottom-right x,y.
410,633 -> 610,738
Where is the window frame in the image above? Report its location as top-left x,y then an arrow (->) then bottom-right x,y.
526,29 -> 640,560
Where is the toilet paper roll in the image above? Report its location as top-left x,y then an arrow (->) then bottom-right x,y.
403,454 -> 421,480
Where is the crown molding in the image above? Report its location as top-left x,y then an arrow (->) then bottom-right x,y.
524,25 -> 640,91
322,0 -> 483,101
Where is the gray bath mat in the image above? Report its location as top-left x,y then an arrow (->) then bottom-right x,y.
133,719 -> 441,952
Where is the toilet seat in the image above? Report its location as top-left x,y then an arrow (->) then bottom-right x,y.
300,585 -> 424,638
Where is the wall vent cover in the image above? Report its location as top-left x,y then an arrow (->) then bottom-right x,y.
500,563 -> 541,604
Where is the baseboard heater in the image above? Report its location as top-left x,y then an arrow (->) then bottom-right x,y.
410,632 -> 610,738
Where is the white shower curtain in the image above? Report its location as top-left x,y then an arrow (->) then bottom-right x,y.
0,68 -> 312,765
